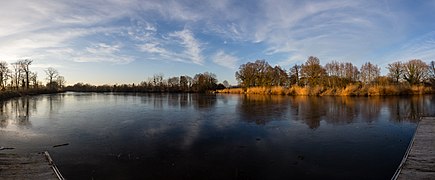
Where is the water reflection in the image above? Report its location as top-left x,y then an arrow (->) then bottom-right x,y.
238,95 -> 290,125
1,94 -> 433,130
237,95 -> 433,129
1,93 -> 434,179
0,98 -> 36,128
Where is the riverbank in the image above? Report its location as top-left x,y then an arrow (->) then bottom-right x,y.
217,85 -> 434,96
0,89 -> 65,101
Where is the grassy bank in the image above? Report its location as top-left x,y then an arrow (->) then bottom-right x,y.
216,85 -> 434,96
0,89 -> 64,101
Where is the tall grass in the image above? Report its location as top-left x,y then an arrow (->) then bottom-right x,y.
216,85 -> 434,96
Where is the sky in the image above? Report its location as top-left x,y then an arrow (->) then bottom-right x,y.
1,0 -> 435,85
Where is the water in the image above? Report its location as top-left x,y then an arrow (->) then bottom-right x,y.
1,93 -> 434,179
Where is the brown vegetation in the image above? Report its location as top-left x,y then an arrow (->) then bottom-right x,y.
227,57 -> 435,96
217,84 -> 434,96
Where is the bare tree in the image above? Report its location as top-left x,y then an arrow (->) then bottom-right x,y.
30,72 -> 38,88
403,59 -> 429,85
179,75 -> 192,92
360,62 -> 380,84
18,59 -> 33,89
343,62 -> 359,82
325,60 -> 341,77
167,76 -> 180,91
289,64 -> 301,86
11,62 -> 22,89
45,67 -> 58,89
0,61 -> 9,90
56,76 -> 66,88
387,61 -> 403,84
429,61 -> 435,85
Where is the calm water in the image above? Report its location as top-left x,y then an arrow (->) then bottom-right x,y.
1,93 -> 434,179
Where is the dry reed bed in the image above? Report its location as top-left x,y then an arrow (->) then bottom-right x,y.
216,85 -> 434,96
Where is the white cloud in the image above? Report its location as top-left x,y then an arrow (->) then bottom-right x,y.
1,0 -> 433,83
137,28 -> 205,65
168,29 -> 204,65
86,43 -> 122,54
74,42 -> 133,64
212,50 -> 238,69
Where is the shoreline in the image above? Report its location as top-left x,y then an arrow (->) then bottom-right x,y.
216,85 -> 435,96
0,89 -> 65,101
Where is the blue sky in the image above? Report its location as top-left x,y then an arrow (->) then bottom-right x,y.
1,0 -> 435,85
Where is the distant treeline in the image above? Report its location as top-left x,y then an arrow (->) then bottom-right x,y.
65,56 -> 435,95
221,56 -> 435,95
65,72 -> 226,93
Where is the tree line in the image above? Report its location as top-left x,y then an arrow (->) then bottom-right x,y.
235,57 -> 435,89
65,72 -> 226,93
0,59 -> 64,91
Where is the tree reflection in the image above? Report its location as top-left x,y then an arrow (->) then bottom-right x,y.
359,97 -> 381,123
237,95 -> 434,128
2,97 -> 38,128
238,95 -> 289,125
47,94 -> 65,117
0,101 -> 8,128
390,96 -> 430,123
323,97 -> 357,125
192,94 -> 217,110
290,96 -> 324,129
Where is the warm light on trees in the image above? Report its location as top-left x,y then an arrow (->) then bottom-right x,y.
360,62 -> 380,84
300,56 -> 326,87
387,61 -> 403,84
403,59 -> 429,85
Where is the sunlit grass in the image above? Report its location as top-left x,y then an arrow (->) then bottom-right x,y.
216,85 -> 434,96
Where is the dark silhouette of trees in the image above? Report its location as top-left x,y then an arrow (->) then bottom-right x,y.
45,67 -> 59,89
192,72 -> 218,92
179,75 -> 192,92
11,62 -> 21,90
0,61 -> 9,90
18,59 -> 33,89
30,72 -> 38,88
167,76 -> 180,92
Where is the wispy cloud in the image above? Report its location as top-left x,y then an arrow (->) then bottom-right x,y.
212,50 -> 239,69
75,42 -> 133,64
168,29 -> 204,64
137,28 -> 204,64
388,31 -> 435,62
1,0 -> 435,84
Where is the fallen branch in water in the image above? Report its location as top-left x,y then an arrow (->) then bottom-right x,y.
0,147 -> 15,150
53,143 -> 69,148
